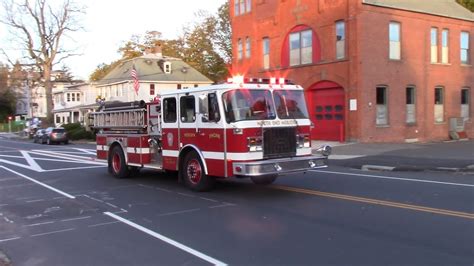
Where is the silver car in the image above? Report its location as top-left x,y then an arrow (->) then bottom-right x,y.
42,127 -> 69,145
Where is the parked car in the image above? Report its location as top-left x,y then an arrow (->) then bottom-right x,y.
33,129 -> 47,144
42,127 -> 69,145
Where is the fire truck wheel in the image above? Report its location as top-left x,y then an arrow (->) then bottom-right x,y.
108,146 -> 130,178
181,151 -> 215,191
250,175 -> 278,185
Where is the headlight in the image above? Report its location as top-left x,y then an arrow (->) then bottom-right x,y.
247,136 -> 263,152
297,134 -> 311,148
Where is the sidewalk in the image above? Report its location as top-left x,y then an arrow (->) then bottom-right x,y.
312,139 -> 474,173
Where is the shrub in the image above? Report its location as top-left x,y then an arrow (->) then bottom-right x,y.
64,124 -> 95,140
62,123 -> 82,131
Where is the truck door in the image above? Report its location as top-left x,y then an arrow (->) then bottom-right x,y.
161,96 -> 179,170
196,92 -> 226,177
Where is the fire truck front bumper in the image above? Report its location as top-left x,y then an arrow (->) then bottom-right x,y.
232,155 -> 328,177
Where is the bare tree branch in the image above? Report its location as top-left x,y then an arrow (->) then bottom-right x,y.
0,0 -> 85,122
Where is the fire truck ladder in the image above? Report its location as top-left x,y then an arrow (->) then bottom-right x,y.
92,109 -> 146,131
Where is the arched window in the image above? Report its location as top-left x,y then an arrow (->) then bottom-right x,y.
281,25 -> 321,68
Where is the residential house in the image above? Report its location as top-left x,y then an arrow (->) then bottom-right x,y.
95,46 -> 213,103
53,83 -> 97,127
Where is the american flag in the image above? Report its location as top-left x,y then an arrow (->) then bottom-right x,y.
131,65 -> 139,95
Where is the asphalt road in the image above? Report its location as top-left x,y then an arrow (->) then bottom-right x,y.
0,138 -> 473,265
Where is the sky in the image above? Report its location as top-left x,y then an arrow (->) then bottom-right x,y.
0,0 -> 226,80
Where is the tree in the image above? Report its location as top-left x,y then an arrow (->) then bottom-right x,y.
0,0 -> 85,122
456,0 -> 474,11
0,62 -> 16,121
181,3 -> 231,82
90,31 -> 184,81
90,61 -> 119,82
214,2 -> 232,65
182,13 -> 227,82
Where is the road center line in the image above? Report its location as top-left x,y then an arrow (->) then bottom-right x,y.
312,170 -> 474,188
273,185 -> 474,220
0,166 -> 75,199
31,228 -> 75,237
104,212 -> 227,266
0,237 -> 21,243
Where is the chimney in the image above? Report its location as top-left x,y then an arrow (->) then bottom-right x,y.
144,47 -> 153,55
152,43 -> 163,58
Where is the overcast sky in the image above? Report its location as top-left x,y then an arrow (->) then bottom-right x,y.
0,0 -> 226,80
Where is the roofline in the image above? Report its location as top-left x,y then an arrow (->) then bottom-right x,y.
362,0 -> 474,22
96,80 -> 214,87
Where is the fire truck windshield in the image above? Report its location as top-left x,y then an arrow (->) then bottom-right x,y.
223,89 -> 276,123
222,88 -> 309,123
273,90 -> 309,119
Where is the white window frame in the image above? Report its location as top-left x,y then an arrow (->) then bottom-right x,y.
234,0 -> 250,15
245,37 -> 251,58
237,39 -> 243,60
441,29 -> 449,64
461,31 -> 470,64
234,0 -> 239,16
431,28 -> 438,63
246,0 -> 251,12
336,20 -> 345,59
263,37 -> 270,69
289,29 -> 312,66
164,62 -> 172,74
389,22 -> 401,60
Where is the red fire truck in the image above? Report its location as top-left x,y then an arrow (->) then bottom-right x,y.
92,76 -> 331,191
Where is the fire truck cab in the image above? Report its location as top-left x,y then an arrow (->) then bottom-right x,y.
93,77 -> 331,191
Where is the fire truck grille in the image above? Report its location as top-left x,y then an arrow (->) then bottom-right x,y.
263,127 -> 297,159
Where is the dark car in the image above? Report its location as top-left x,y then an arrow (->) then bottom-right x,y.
42,127 -> 69,145
33,129 -> 47,144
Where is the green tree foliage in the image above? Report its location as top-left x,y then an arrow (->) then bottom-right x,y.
457,0 -> 474,11
89,61 -> 121,81
0,63 -> 8,94
214,2 -> 232,64
181,6 -> 230,82
0,63 -> 17,121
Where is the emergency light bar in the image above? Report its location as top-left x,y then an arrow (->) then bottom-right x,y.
226,76 -> 294,85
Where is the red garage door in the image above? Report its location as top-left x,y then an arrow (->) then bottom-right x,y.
307,81 -> 345,141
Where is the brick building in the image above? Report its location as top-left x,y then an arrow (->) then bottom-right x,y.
230,0 -> 473,142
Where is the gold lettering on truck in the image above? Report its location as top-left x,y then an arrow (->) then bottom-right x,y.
184,133 -> 196,138
209,133 -> 221,139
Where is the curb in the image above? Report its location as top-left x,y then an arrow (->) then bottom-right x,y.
361,164 -> 474,173
361,165 -> 395,171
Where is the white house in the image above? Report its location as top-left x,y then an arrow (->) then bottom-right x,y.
95,47 -> 213,103
52,82 -> 99,127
